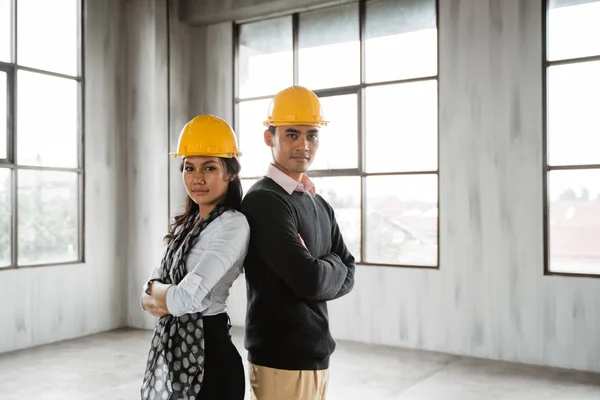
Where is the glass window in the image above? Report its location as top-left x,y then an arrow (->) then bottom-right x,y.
365,0 -> 437,83
2,0 -> 82,268
17,70 -> 78,168
366,174 -> 437,266
241,178 -> 259,196
548,0 -> 600,61
547,61 -> 600,166
0,71 -> 7,159
546,0 -> 600,276
239,16 -> 293,99
310,94 -> 358,171
298,3 -> 360,90
17,0 -> 79,75
311,176 -> 361,261
18,170 -> 78,265
238,99 -> 272,178
0,168 -> 10,267
366,81 -> 437,173
548,170 -> 600,274
235,1 -> 438,268
0,0 -> 11,62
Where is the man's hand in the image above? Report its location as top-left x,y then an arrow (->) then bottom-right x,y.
298,234 -> 306,248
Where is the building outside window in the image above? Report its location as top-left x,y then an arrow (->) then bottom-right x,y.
545,0 -> 600,276
0,0 -> 83,268
235,0 -> 439,268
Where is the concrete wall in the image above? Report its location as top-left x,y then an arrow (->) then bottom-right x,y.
0,0 -> 129,353
177,0 -> 600,374
167,4 -> 234,217
166,4 -> 248,325
0,0 -> 174,349
178,0 -> 357,25
126,1 -> 237,329
124,0 -> 171,330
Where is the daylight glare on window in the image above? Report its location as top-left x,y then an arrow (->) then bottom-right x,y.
0,0 -> 10,62
548,0 -> 600,61
17,0 -> 79,75
236,0 -> 439,267
547,0 -> 600,275
0,72 -> 7,159
0,0 -> 81,268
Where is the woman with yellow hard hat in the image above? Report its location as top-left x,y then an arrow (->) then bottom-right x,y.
139,115 -> 248,400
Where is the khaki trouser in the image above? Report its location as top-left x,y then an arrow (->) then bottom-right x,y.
249,363 -> 329,400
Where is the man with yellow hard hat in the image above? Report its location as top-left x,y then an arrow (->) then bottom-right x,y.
241,86 -> 356,400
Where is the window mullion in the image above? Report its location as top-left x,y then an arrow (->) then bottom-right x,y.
292,13 -> 299,85
359,0 -> 366,263
9,57 -> 16,267
11,0 -> 17,64
11,166 -> 17,267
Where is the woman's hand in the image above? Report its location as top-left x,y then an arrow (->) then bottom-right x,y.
142,280 -> 173,318
142,293 -> 169,318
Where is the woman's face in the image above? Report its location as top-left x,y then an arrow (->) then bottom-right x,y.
182,156 -> 231,210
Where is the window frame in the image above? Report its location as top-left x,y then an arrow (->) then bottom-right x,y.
542,0 -> 600,277
233,0 -> 440,269
0,0 -> 85,270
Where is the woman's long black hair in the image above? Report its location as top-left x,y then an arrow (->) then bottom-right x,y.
164,157 -> 242,244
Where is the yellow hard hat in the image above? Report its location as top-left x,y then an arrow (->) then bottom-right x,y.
264,86 -> 328,127
170,115 -> 241,158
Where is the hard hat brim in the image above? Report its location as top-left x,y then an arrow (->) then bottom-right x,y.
263,120 -> 329,127
169,151 -> 242,158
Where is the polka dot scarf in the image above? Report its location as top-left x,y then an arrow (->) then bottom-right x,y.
141,204 -> 229,400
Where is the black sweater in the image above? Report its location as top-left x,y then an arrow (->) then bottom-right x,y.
242,177 -> 356,370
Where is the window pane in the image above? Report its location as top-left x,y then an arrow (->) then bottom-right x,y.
18,170 -> 78,265
241,178 -> 258,196
239,17 -> 292,98
0,168 -> 10,267
548,169 -> 600,274
365,0 -> 437,83
17,0 -> 79,75
17,71 -> 78,167
366,174 -> 437,266
310,94 -> 358,171
0,0 -> 11,62
366,81 -> 437,173
238,99 -> 272,178
548,0 -> 600,61
298,4 -> 359,90
548,61 -> 600,166
0,71 -> 6,159
311,176 -> 361,262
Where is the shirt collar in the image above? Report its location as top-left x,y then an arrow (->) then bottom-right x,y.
266,164 -> 316,196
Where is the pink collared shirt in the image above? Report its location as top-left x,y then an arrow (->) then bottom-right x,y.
266,164 -> 316,196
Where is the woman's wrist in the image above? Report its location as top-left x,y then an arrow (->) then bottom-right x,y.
144,279 -> 159,295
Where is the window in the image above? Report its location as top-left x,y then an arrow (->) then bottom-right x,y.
545,0 -> 600,275
235,0 -> 438,267
0,0 -> 83,268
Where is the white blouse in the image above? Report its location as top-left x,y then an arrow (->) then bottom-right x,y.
142,210 -> 250,317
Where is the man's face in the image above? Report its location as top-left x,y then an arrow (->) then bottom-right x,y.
264,125 -> 320,176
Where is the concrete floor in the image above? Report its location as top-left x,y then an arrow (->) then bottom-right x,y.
0,328 -> 599,399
